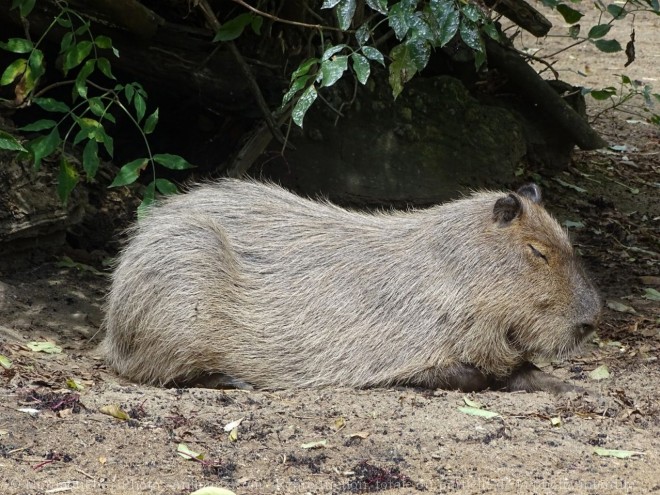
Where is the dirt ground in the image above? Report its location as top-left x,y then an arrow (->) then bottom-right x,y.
1,6 -> 659,495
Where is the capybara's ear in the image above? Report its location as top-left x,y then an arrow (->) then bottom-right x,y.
516,183 -> 542,204
493,193 -> 522,225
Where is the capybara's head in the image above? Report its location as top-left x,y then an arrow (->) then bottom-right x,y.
479,184 -> 601,362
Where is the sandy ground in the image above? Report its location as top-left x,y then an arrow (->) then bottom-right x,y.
1,5 -> 659,495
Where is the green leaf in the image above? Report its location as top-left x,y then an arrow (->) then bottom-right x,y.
97,57 -> 115,79
19,119 -> 57,132
588,87 -> 617,100
458,406 -> 500,419
1,58 -> 27,86
556,4 -> 584,24
587,24 -> 611,39
459,19 -> 483,52
251,16 -> 263,35
568,24 -> 581,38
138,180 -> 156,219
366,0 -> 388,14
83,139 -> 100,179
461,4 -> 482,22
321,0 -> 342,8
95,35 -> 113,49
28,127 -> 61,170
430,0 -> 460,47
57,156 -> 79,204
33,97 -> 70,113
351,53 -> 370,85
11,0 -> 35,17
153,153 -> 195,170
321,44 -> 348,62
539,0 -> 559,6
319,55 -> 348,87
133,91 -> 146,123
87,97 -> 105,117
407,38 -> 431,70
124,84 -> 135,104
28,48 -> 45,80
282,74 -> 313,107
336,0 -> 357,30
291,58 -> 319,81
594,39 -> 622,53
95,126 -> 114,157
592,447 -> 643,459
213,13 -> 254,42
75,59 -> 95,98
389,1 -> 413,39
143,108 -> 159,134
63,40 -> 93,73
155,178 -> 178,195
356,24 -> 371,46
0,130 -> 27,152
292,84 -> 318,127
606,4 -> 627,18
109,158 -> 148,187
389,43 -> 417,98
1,38 -> 33,53
361,46 -> 385,66
27,341 -> 62,353
482,22 -> 501,42
60,32 -> 74,54
643,288 -> 660,302
56,17 -> 73,29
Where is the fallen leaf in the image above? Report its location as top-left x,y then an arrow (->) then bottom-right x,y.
592,447 -> 643,458
458,406 -> 500,419
301,439 -> 328,449
643,288 -> 660,302
346,431 -> 370,439
99,404 -> 130,420
27,341 -> 62,354
463,396 -> 482,408
189,487 -> 237,495
589,365 -> 610,380
563,220 -> 585,229
223,417 -> 244,432
18,408 -> 40,415
177,443 -> 204,460
0,354 -> 12,369
333,417 -> 346,430
550,416 -> 562,427
554,178 -> 587,193
66,378 -> 84,391
606,301 -> 636,314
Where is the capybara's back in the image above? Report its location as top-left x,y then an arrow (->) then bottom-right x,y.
102,179 -> 601,392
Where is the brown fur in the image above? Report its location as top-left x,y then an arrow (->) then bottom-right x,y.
101,180 -> 601,393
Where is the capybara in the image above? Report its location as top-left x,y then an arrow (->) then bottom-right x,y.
101,180 -> 601,393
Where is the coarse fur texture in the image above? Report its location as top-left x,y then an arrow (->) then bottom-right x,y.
101,179 -> 601,393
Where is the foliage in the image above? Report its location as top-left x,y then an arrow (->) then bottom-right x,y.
0,0 -> 193,211
252,0 -> 660,127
